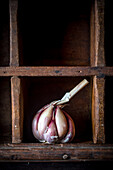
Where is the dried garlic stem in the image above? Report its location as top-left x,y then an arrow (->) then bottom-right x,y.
56,79 -> 89,105
69,79 -> 89,99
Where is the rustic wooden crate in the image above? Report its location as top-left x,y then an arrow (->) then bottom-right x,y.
0,0 -> 113,162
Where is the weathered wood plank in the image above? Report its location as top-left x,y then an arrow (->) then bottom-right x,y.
90,0 -> 95,66
90,0 -> 105,144
11,76 -> 23,143
0,66 -> 113,77
0,143 -> 113,162
9,0 -> 19,66
90,0 -> 105,66
92,76 -> 105,143
95,0 -> 105,66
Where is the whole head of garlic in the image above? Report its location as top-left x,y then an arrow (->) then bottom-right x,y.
32,79 -> 89,144
32,103 -> 75,144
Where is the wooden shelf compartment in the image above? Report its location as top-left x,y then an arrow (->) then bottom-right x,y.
11,76 -> 92,143
23,77 -> 92,143
10,74 -> 108,145
18,0 -> 91,66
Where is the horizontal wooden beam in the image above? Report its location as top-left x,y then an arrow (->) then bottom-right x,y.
0,143 -> 113,162
0,66 -> 113,77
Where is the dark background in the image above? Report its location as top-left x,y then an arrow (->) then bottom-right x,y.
0,162 -> 113,170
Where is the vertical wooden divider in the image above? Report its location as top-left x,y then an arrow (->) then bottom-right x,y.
9,0 -> 23,143
90,0 -> 105,143
92,76 -> 105,143
11,76 -> 23,143
9,0 -> 19,66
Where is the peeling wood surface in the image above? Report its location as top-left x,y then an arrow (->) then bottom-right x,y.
0,143 -> 113,162
0,66 -> 113,77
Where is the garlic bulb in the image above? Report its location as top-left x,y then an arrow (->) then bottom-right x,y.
32,103 -> 75,144
32,79 -> 89,144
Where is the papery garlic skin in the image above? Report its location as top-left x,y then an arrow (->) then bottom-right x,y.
32,104 -> 75,144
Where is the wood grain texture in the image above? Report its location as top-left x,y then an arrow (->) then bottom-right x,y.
0,66 -> 113,77
92,76 -> 105,143
11,76 -> 23,143
0,143 -> 113,162
90,0 -> 105,66
95,0 -> 105,66
90,0 -> 105,144
9,0 -> 19,66
90,0 -> 95,66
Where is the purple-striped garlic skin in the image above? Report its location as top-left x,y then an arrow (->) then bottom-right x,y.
32,104 -> 75,144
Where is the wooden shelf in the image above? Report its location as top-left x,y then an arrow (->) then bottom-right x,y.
0,143 -> 113,162
0,66 -> 113,77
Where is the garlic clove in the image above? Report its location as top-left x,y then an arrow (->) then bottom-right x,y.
61,111 -> 75,143
55,106 -> 68,139
32,111 -> 42,141
38,105 -> 54,137
44,120 -> 58,143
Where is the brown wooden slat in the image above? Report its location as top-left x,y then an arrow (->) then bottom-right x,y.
0,143 -> 113,162
90,0 -> 95,66
90,0 -> 105,144
0,66 -> 113,77
9,0 -> 19,66
92,76 -> 105,143
11,76 -> 23,143
95,0 -> 105,66
90,0 -> 105,66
